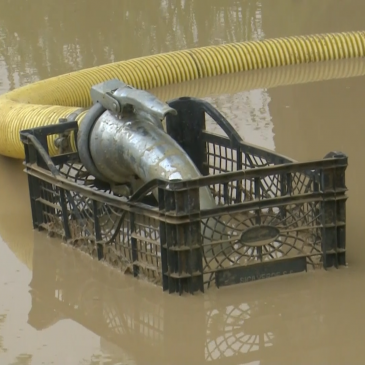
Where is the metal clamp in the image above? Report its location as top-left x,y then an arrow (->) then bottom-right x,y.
90,79 -> 177,128
54,108 -> 85,154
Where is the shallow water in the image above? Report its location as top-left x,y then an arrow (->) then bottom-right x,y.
1,0 -> 365,364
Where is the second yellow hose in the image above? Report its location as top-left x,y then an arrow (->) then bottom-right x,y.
1,30 -> 365,159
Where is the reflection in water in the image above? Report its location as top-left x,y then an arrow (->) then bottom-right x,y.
9,354 -> 33,365
0,0 -> 263,88
204,89 -> 274,150
27,237 -> 319,365
22,233 -> 365,365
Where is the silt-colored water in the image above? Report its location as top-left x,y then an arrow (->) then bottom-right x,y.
1,0 -> 365,364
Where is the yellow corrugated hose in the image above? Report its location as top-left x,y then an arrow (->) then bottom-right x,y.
152,58 -> 365,101
1,30 -> 365,159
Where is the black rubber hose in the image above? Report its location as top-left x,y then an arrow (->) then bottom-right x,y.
77,102 -> 107,182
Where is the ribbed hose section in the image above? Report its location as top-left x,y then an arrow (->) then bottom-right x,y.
152,58 -> 365,101
1,30 -> 365,159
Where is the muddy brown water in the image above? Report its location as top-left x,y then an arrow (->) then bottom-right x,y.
1,0 -> 365,364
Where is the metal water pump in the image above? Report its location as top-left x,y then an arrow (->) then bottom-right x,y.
76,79 -> 217,210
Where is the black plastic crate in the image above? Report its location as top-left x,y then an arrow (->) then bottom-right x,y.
20,97 -> 348,295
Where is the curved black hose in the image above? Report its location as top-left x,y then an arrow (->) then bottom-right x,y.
77,102 -> 108,182
103,179 -> 163,245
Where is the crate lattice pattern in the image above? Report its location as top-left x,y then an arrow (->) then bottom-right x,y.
22,98 -> 347,293
39,141 -> 325,289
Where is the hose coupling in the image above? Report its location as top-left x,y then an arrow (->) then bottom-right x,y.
90,79 -> 177,129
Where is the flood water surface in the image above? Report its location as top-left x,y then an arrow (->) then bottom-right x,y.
1,0 -> 365,364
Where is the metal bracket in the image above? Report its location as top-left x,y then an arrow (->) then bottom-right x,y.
54,109 -> 85,154
54,118 -> 72,154
90,79 -> 177,128
54,119 -> 69,153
